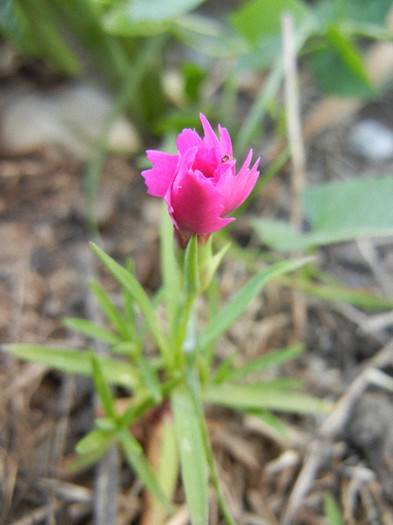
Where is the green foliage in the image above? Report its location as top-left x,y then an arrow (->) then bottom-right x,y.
203,382 -> 331,414
228,0 -> 312,45
3,344 -> 138,389
324,493 -> 345,525
2,0 -> 392,521
198,257 -> 312,350
171,386 -> 209,525
252,175 -> 393,251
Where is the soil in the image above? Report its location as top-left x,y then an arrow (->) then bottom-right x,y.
1,51 -> 393,525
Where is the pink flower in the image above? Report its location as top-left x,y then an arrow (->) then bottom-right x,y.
142,113 -> 260,244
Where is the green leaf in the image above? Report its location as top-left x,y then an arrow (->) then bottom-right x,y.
326,25 -> 371,86
89,279 -> 131,339
324,493 -> 345,525
171,386 -> 209,525
223,344 -> 305,382
246,409 -> 289,438
69,442 -> 114,473
3,344 -> 138,390
172,14 -> 241,59
252,175 -> 393,251
198,257 -> 312,349
228,0 -> 311,46
184,234 -> 199,297
63,318 -> 120,344
91,353 -> 117,419
75,428 -> 115,456
288,278 -> 393,311
119,428 -> 174,512
103,0 -> 205,36
203,383 -> 330,414
14,0 -> 81,74
90,243 -> 172,368
160,203 -> 181,343
145,413 -> 179,524
136,357 -> 162,403
308,29 -> 375,98
0,0 -> 35,54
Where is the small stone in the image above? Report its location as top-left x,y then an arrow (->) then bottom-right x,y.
349,119 -> 393,162
0,82 -> 140,160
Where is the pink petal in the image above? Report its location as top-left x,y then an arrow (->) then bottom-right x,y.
177,128 -> 203,154
217,150 -> 260,215
218,124 -> 233,155
166,149 -> 234,234
200,113 -> 220,149
142,150 -> 178,198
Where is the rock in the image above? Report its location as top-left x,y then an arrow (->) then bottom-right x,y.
0,82 -> 140,160
349,118 -> 393,162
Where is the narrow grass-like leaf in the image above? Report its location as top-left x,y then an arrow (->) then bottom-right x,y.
145,413 -> 179,524
324,493 -> 345,525
75,428 -> 115,456
171,386 -> 209,525
90,243 -> 172,368
63,318 -> 120,344
246,409 -> 289,438
287,277 -> 393,311
89,279 -> 131,339
160,203 -> 181,344
119,428 -> 174,512
203,383 -> 330,414
223,344 -> 305,382
3,344 -> 138,389
91,353 -> 117,419
136,357 -> 162,403
69,441 -> 114,473
198,257 -> 312,349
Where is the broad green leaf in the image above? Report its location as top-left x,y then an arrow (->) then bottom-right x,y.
223,344 -> 305,382
91,353 -> 117,419
252,175 -> 393,251
3,344 -> 138,390
324,493 -> 345,525
308,34 -> 374,98
326,26 -> 372,87
172,14 -> 242,58
229,0 -> 310,46
336,0 -> 391,26
171,386 -> 209,525
119,428 -> 174,512
63,318 -> 120,345
90,243 -> 172,368
103,0 -> 205,36
89,279 -> 131,339
203,383 -> 330,414
75,428 -> 115,456
118,0 -> 205,22
198,257 -> 311,349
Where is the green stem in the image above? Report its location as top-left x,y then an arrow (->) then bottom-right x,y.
187,367 -> 237,525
